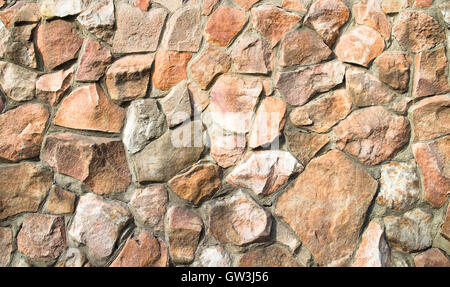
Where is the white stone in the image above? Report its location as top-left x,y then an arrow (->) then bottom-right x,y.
77,0 -> 115,43
196,245 -> 232,267
40,0 -> 84,18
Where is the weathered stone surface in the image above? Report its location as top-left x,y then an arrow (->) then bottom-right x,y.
5,41 -> 37,69
0,2 -> 40,27
196,245 -> 231,267
393,11 -> 445,53
188,82 -> 210,113
167,206 -> 203,264
54,84 -> 124,133
251,5 -> 300,47
412,136 -> 450,208
276,60 -> 345,106
235,0 -> 260,10
334,106 -> 410,166
10,23 -> 36,42
351,221 -> 391,267
130,185 -> 167,232
275,150 -> 378,266
0,162 -> 52,220
275,223 -> 301,252
130,121 -> 204,182
36,20 -> 83,70
76,39 -> 112,82
384,208 -> 433,252
441,205 -> 450,240
40,0 -> 83,18
0,21 -> 9,58
209,132 -> 246,168
206,190 -> 272,246
36,66 -> 73,106
282,0 -> 307,12
55,248 -> 86,267
164,5 -> 202,52
280,28 -> 331,67
190,45 -> 231,89
285,130 -> 330,165
209,75 -> 262,133
290,89 -> 352,133
43,133 -> 131,195
249,97 -> 286,148
110,231 -> 161,267
77,0 -> 114,44
106,54 -> 153,103
378,161 -> 420,210
17,214 -> 66,261
440,2 -> 450,28
227,151 -> 302,196
153,50 -> 192,91
122,99 -> 166,154
335,26 -> 385,67
414,248 -> 450,267
231,34 -> 274,74
304,0 -> 350,45
113,3 -> 167,53
381,0 -> 409,13
153,0 -> 183,12
45,186 -> 76,215
204,6 -> 246,47
411,96 -> 450,142
374,52 -> 411,92
346,68 -> 395,107
160,81 -> 192,128
353,0 -> 391,39
0,61 -> 37,102
202,0 -> 218,15
0,227 -> 12,267
69,193 -> 131,260
413,47 -> 450,99
239,245 -> 299,267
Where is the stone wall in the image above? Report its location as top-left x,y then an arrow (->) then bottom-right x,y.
0,0 -> 449,267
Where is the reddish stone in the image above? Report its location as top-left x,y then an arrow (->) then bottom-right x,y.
130,185 -> 168,232
239,246 -> 299,267
235,0 -> 260,10
231,34 -> 274,74
164,5 -> 202,52
414,248 -> 450,267
36,66 -> 74,106
282,0 -> 307,12
351,221 -> 391,267
134,0 -> 151,11
374,52 -> 411,92
76,39 -> 112,82
153,50 -> 192,91
415,0 -> 432,8
353,0 -> 391,39
190,45 -> 231,89
202,0 -> 219,16
0,2 -> 40,28
204,6 -> 246,47
381,0 -> 409,13
110,231 -> 161,267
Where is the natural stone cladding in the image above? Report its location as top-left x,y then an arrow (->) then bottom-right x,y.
0,0 -> 449,268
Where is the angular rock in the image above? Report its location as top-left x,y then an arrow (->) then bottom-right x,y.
160,81 -> 192,128
351,221 -> 391,267
0,227 -> 12,267
231,33 -> 274,74
5,41 -> 36,69
54,84 -> 125,133
0,61 -> 37,102
353,0 -> 391,39
45,186 -> 76,215
164,5 -> 202,52
40,0 -> 84,18
209,132 -> 246,168
36,66 -> 73,106
69,193 -> 131,260
380,0 -> 409,13
110,231 -> 161,267
77,0 -> 115,44
275,150 -> 378,266
129,185 -> 168,232
334,106 -> 410,166
202,0 -> 218,16
374,52 -> 411,92
76,39 -> 112,82
239,245 -> 299,267
414,248 -> 450,267
10,23 -> 36,42
441,205 -> 450,240
190,45 -> 231,89
196,245 -> 231,267
285,130 -> 330,165
282,0 -> 307,12
204,5 -> 246,47
411,95 -> 450,142
152,50 -> 192,91
276,60 -> 345,106
275,223 -> 301,252
153,0 -> 183,12
43,133 -> 132,195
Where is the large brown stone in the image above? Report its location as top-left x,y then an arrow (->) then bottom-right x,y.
239,245 -> 299,267
130,185 -> 167,232
410,96 -> 450,142
36,66 -> 73,106
0,227 -> 12,267
152,50 -> 192,91
0,61 -> 37,102
204,6 -> 246,47
353,0 -> 391,39
374,52 -> 411,92
164,5 -> 202,52
110,231 -> 161,267
351,221 -> 391,267
76,39 -> 112,82
190,45 -> 231,89
285,130 -> 330,165
414,248 -> 450,267
275,150 -> 378,266
76,0 -> 115,44
44,186 -> 76,215
231,33 -> 274,74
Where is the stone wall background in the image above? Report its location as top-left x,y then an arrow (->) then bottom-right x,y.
0,0 -> 449,267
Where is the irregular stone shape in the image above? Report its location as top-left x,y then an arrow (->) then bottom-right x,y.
335,26 -> 385,67
231,33 -> 274,74
0,21 -> 9,58
153,0 -> 183,11
188,82 -> 210,113
0,61 -> 37,102
110,231 -> 161,267
55,248 -> 86,267
5,41 -> 36,69
204,6 -> 246,47
227,151 -> 303,196
160,81 -> 192,128
154,241 -> 170,267
275,150 -> 378,266
106,54 -> 153,103
76,39 -> 112,82
334,106 -> 410,166
209,75 -> 262,133
122,99 -> 166,154
412,47 -> 450,99
130,121 -> 204,182
381,0 -> 408,13
378,161 -> 420,210
280,28 -> 331,67
441,205 -> 450,240
77,0 -> 115,44
129,185 -> 168,232
276,60 -> 345,106
209,132 -> 246,168
36,66 -> 73,106
353,0 -> 391,39
384,208 -> 433,252
285,130 -> 330,165
235,0 -> 259,10
411,96 -> 450,142
54,84 -> 125,133
17,214 -> 66,262
248,97 -> 286,148
0,2 -> 40,27
36,20 -> 83,70
374,52 -> 411,92
134,0 -> 151,11
346,68 -> 395,107
113,3 -> 167,53
251,4 -> 300,47
40,0 -> 84,18
202,0 -> 218,15
167,206 -> 203,264
10,23 -> 36,42
169,164 -> 221,205
276,223 -> 301,252
45,186 -> 76,215
391,96 -> 413,115
196,245 -> 231,267
282,0 -> 307,12
393,12 -> 445,53
239,245 -> 299,267
152,50 -> 192,91
164,5 -> 202,52
0,162 -> 52,220
414,248 -> 450,267
43,133 -> 131,195
69,193 -> 131,260
190,45 -> 231,89
412,136 -> 450,208
304,0 -> 350,45
0,227 -> 12,267
205,190 -> 272,246
354,222 -> 391,267
290,89 -> 352,133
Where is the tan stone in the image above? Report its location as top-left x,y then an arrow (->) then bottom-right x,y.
239,245 -> 300,267
282,0 -> 307,12
231,34 -> 274,74
76,0 -> 115,44
285,130 -> 330,165
204,6 -> 246,47
209,132 -> 246,168
374,52 -> 411,92
110,231 -> 161,267
0,61 -> 37,102
381,0 -> 409,13
36,66 -> 74,106
129,185 -> 168,232
164,5 -> 202,52
5,41 -> 37,69
414,248 -> 450,267
235,0 -> 260,10
45,186 -> 76,215
0,2 -> 40,27
411,95 -> 450,142
190,45 -> 231,89
441,205 -> 450,240
153,0 -> 183,11
202,0 -> 218,15
351,221 -> 391,267
188,82 -> 210,113
353,0 -> 391,39
159,80 -> 192,128
0,227 -> 12,267
76,39 -> 112,82
152,50 -> 192,91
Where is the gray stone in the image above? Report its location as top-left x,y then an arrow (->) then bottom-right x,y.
77,0 -> 115,44
0,61 -> 37,102
159,81 -> 192,128
164,5 -> 202,52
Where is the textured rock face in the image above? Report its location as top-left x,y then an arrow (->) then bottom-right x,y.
351,221 -> 391,267
40,0 -> 83,18
152,50 -> 192,91
239,245 -> 299,267
441,206 -> 450,240
45,186 -> 76,215
110,231 -> 161,267
190,45 -> 231,89
164,5 -> 202,52
285,130 -> 330,165
231,34 -> 274,74
275,150 -> 378,266
374,52 -> 411,92
204,6 -> 246,47
76,0 -> 114,44
129,185 -> 168,232
209,132 -> 246,168
0,227 -> 12,266
414,248 -> 450,267
353,0 -> 391,39
0,61 -> 37,102
411,96 -> 450,142
159,81 -> 192,128
76,39 -> 112,82
36,66 -> 73,106
196,245 -> 231,267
